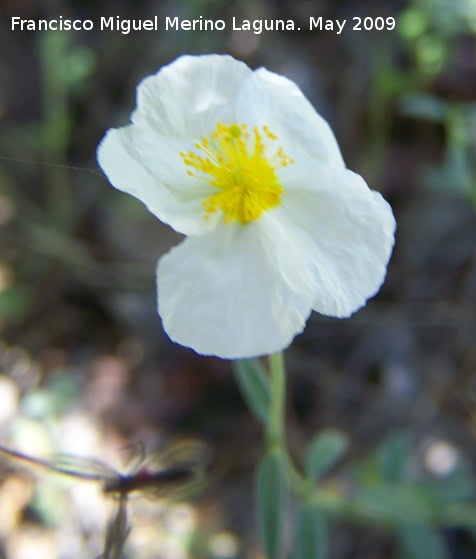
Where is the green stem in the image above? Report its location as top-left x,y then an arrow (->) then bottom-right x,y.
267,352 -> 286,450
266,352 -> 317,502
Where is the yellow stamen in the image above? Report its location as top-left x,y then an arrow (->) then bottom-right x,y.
180,122 -> 294,224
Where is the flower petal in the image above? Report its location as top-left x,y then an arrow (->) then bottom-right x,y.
157,224 -> 312,359
97,126 -> 219,236
97,55 -> 256,236
133,54 -> 252,138
235,67 -> 345,168
267,168 -> 396,318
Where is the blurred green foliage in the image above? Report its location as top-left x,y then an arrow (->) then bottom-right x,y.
237,359 -> 476,559
397,0 -> 476,205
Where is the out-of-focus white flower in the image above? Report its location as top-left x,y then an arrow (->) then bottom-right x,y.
97,54 -> 396,359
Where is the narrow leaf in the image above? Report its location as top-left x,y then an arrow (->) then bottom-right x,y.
379,432 -> 409,483
256,451 -> 288,559
305,429 -> 349,481
234,359 -> 270,424
295,504 -> 328,559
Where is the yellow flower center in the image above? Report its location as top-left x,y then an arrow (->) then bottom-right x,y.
179,122 -> 294,224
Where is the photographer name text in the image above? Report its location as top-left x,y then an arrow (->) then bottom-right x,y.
11,16 -> 396,35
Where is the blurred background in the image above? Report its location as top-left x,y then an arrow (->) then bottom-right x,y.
0,0 -> 476,557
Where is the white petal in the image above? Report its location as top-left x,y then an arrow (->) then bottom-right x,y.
270,168 -> 396,318
133,54 -> 252,138
235,67 -> 345,168
97,126 -> 219,236
97,55 -> 256,236
157,224 -> 312,359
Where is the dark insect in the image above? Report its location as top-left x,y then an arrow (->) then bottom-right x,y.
0,441 -> 211,559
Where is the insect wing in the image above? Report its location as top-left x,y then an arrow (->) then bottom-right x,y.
0,444 -> 118,482
143,440 -> 211,471
51,454 -> 118,482
136,440 -> 212,500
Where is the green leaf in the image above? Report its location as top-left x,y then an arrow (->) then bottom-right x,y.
305,429 -> 349,481
256,451 -> 288,559
379,432 -> 410,483
356,484 -> 435,525
295,504 -> 328,559
234,359 -> 270,424
398,522 -> 449,559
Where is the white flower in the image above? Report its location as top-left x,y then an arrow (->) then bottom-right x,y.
97,54 -> 396,359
